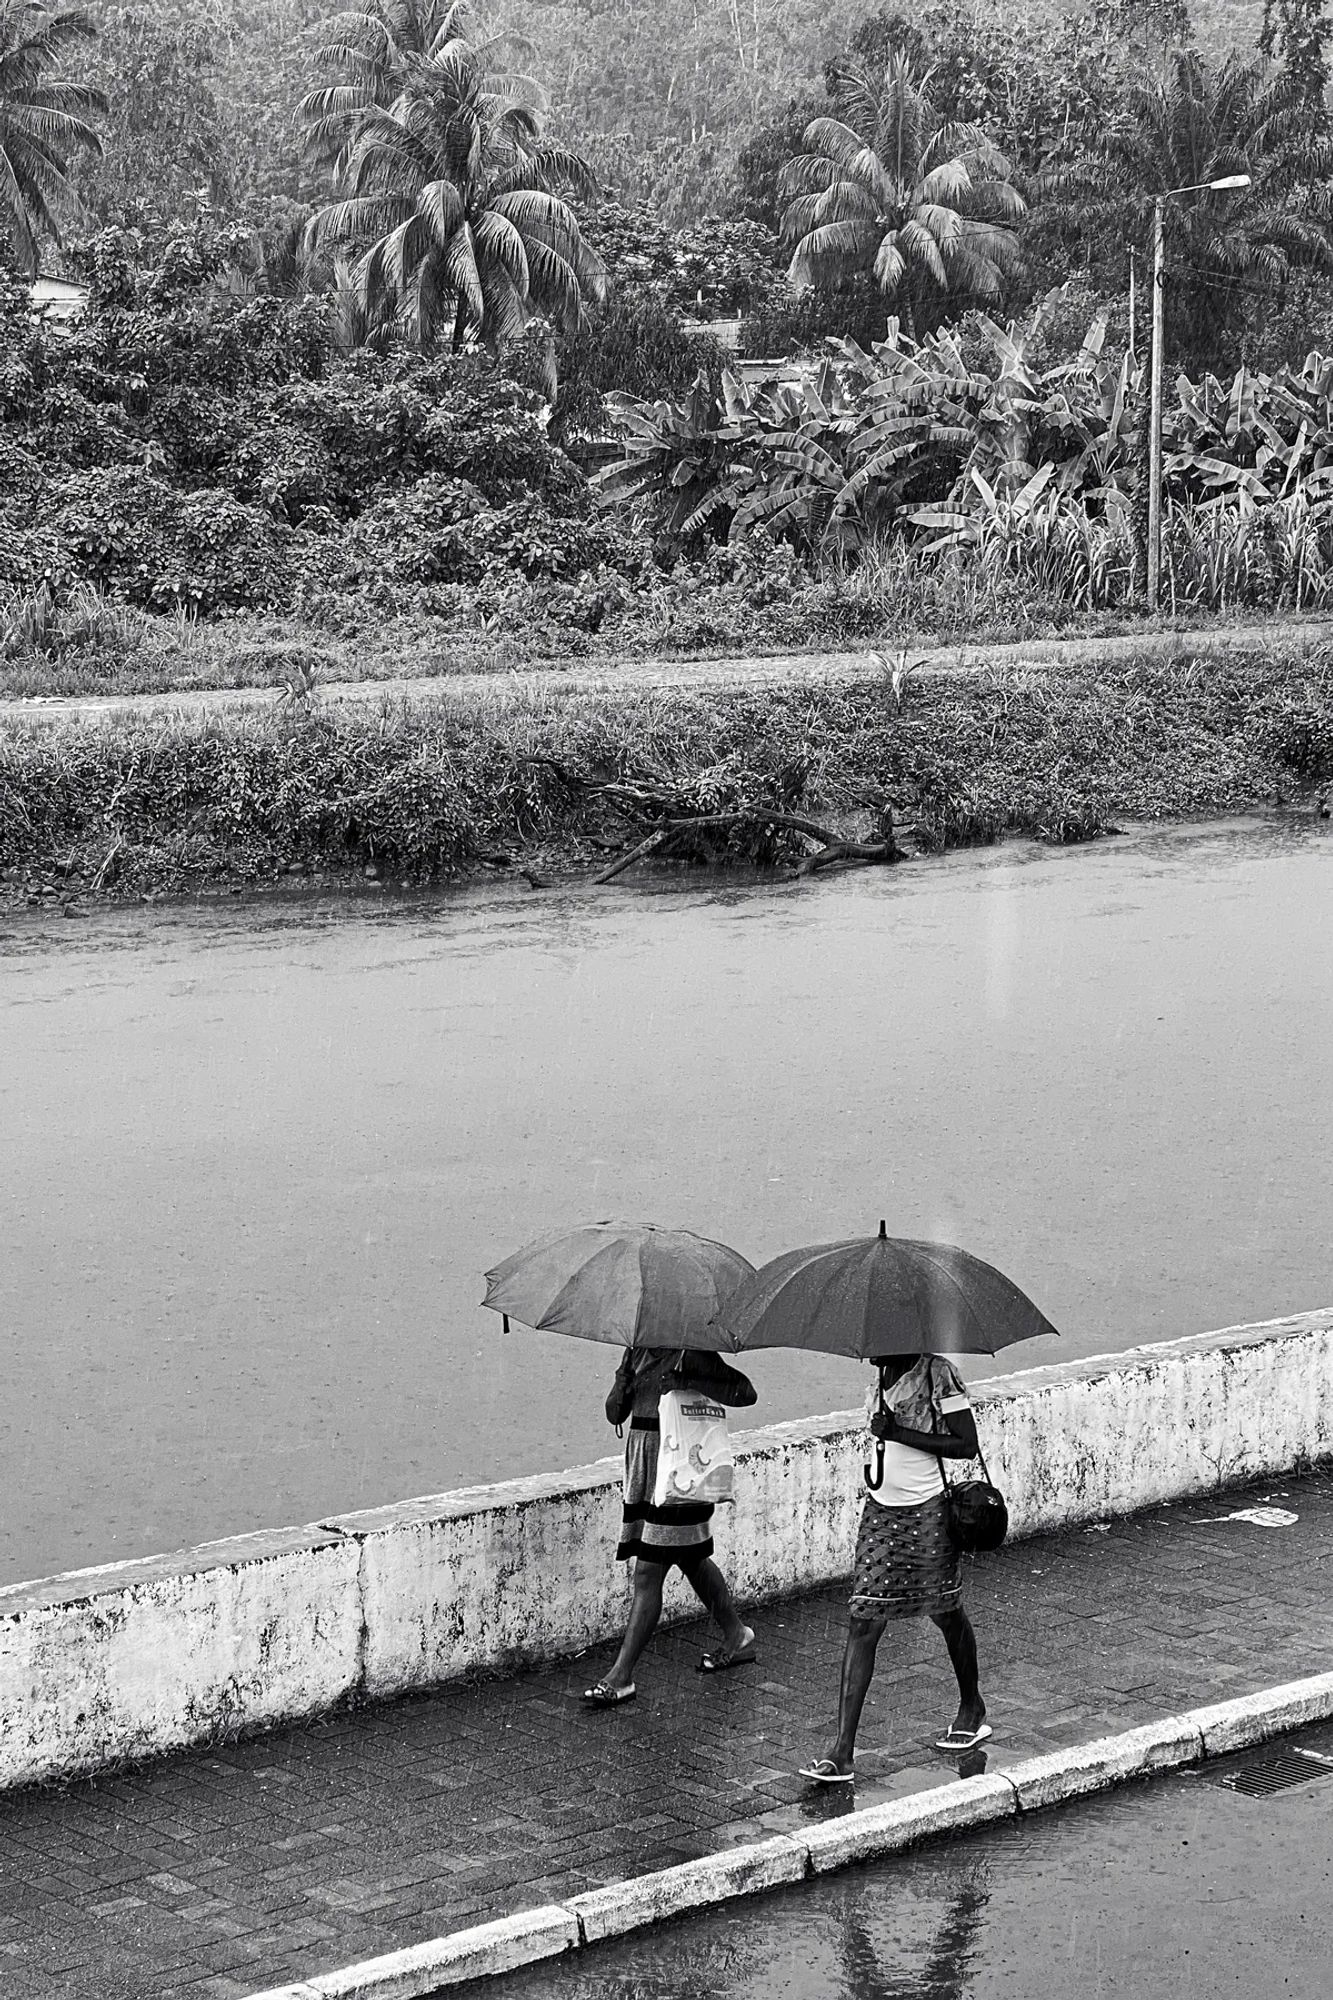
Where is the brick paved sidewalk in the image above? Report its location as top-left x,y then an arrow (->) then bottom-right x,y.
4,1467 -> 1331,2000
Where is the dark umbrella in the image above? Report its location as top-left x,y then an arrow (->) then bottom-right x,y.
481,1220 -> 755,1351
714,1220 -> 1057,1358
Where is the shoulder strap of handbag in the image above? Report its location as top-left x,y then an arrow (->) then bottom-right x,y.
930,1357 -> 953,1496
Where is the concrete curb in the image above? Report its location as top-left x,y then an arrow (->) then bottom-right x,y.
242,1669 -> 1333,1997
242,1906 -> 581,1999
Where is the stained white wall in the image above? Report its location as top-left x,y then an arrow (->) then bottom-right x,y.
1,1309 -> 1328,1787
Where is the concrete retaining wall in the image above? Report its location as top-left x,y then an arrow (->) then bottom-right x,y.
2,1307 -> 1329,1789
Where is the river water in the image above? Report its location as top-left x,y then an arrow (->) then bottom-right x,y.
2,817 -> 1331,1587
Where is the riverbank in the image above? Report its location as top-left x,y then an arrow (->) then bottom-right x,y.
2,634 -> 1331,908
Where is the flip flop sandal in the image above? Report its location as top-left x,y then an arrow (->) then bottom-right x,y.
582,1681 -> 636,1707
934,1723 -> 993,1752
799,1758 -> 855,1785
698,1645 -> 757,1673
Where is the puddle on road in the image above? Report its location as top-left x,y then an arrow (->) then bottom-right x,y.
481,1722 -> 1333,1999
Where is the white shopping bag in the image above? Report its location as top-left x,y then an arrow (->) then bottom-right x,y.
653,1387 -> 735,1505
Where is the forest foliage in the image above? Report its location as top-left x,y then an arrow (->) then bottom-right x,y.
3,0 -> 1333,674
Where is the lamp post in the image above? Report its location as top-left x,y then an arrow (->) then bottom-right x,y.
1146,174 -> 1251,612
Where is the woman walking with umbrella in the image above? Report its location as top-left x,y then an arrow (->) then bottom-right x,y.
716,1222 -> 1058,1784
482,1221 -> 761,1710
590,1341 -> 758,1705
803,1351 -> 986,1780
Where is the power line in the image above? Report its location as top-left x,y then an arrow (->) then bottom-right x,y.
1165,267 -> 1295,300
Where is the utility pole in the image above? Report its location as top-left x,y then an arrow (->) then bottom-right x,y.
1146,199 -> 1165,611
1128,248 -> 1136,362
1144,174 -> 1250,613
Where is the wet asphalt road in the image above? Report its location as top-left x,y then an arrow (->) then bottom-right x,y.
480,1723 -> 1333,2000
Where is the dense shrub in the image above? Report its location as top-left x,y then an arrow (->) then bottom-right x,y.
739,279 -> 893,358
0,239 -> 620,625
299,476 -> 646,606
582,201 -> 782,318
553,293 -> 725,443
48,468 -> 292,615
1267,696 -> 1333,781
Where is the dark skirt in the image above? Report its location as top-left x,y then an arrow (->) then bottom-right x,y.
616,1419 -> 713,1574
849,1493 -> 962,1620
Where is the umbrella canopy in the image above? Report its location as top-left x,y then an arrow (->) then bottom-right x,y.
715,1221 -> 1057,1358
481,1221 -> 755,1351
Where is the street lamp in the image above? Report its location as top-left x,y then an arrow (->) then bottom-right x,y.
1146,174 -> 1252,611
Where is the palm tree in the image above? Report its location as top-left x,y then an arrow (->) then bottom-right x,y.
0,0 -> 104,274
779,55 -> 1026,337
300,0 -> 537,180
1074,50 -> 1333,369
302,0 -> 603,350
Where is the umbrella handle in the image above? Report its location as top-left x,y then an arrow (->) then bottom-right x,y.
863,1365 -> 889,1491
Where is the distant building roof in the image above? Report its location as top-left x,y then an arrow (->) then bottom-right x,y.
681,316 -> 742,351
29,276 -> 88,328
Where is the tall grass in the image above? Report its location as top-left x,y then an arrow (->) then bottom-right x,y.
8,497 -> 1320,705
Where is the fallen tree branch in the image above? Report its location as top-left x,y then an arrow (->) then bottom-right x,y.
590,810 -> 906,883
523,754 -> 910,885
519,758 -> 834,840
795,838 -> 896,876
592,828 -> 671,884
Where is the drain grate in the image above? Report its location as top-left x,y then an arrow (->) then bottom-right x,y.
1203,1741 -> 1333,1798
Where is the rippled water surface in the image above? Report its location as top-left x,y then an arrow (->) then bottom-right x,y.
486,1726 -> 1333,1999
2,816 -> 1331,1583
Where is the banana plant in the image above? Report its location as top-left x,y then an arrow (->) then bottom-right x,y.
593,371 -> 745,540
1165,356 -> 1333,508
904,461 -> 1058,554
596,278 -> 1333,588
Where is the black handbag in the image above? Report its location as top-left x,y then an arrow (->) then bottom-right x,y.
937,1442 -> 1009,1553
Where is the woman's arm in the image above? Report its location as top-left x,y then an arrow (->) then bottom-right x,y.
605,1350 -> 636,1426
869,1406 -> 979,1460
686,1352 -> 758,1408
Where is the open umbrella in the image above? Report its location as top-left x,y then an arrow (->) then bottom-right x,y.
481,1221 -> 754,1351
714,1220 -> 1057,1358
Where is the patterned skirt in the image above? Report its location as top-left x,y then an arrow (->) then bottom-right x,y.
616,1419 -> 714,1574
849,1493 -> 961,1620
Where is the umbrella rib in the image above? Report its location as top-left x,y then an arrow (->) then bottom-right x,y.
912,1241 -> 994,1350
798,1243 -> 870,1352
632,1235 -> 649,1348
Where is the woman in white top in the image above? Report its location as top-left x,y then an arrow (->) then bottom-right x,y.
800,1352 -> 989,1783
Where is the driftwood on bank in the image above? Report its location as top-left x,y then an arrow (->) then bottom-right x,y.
521,757 -> 907,885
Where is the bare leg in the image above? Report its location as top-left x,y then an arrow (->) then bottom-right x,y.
688,1558 -> 753,1659
930,1606 -> 986,1733
820,1612 -> 889,1775
599,1561 -> 665,1691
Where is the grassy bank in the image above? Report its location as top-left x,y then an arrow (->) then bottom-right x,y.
7,573 -> 1329,706
2,643 -> 1331,910
0,590 -> 1157,703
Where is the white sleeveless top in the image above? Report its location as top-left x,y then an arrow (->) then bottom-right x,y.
863,1356 -> 971,1508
